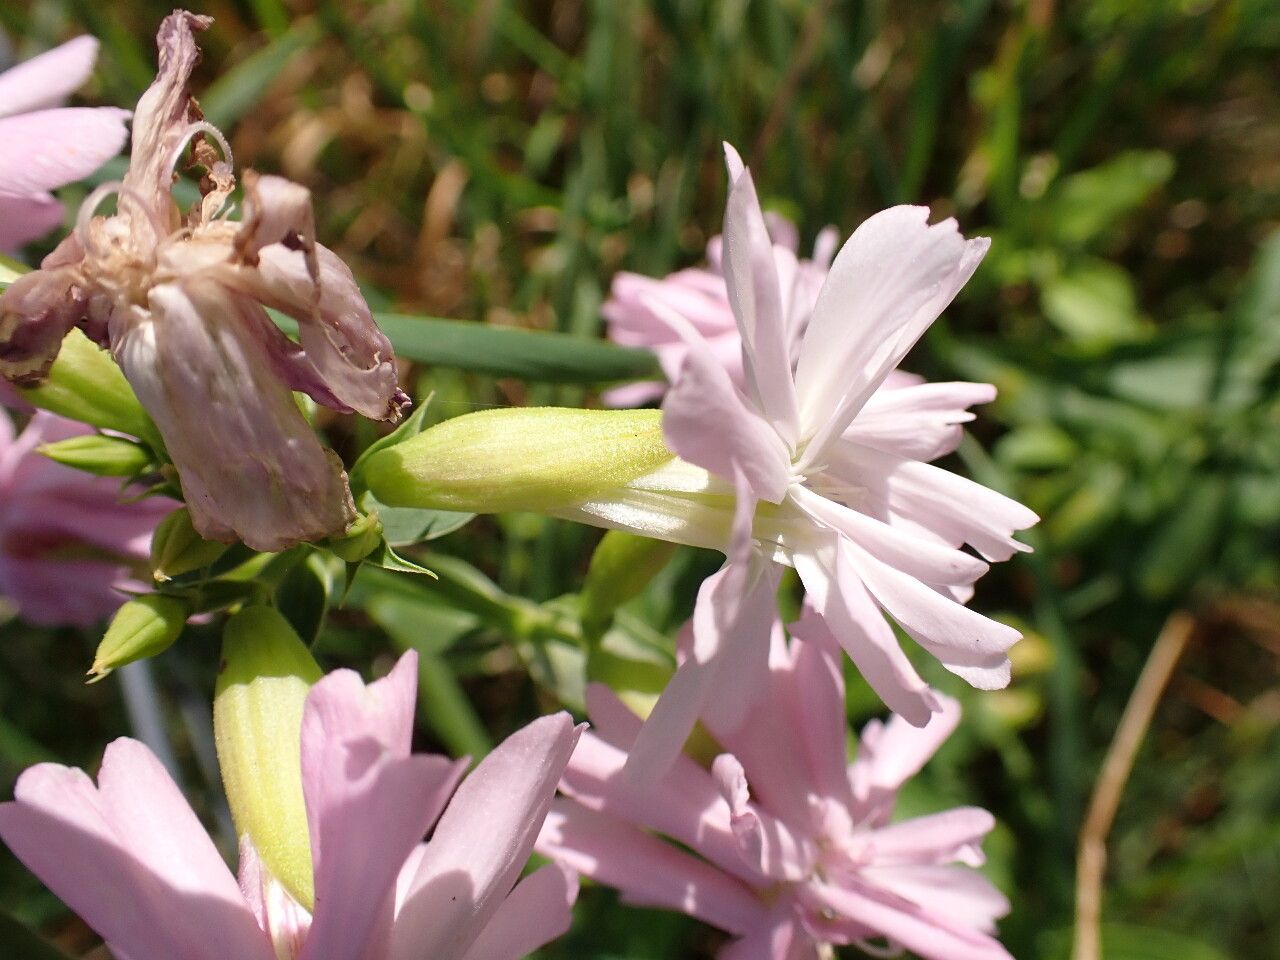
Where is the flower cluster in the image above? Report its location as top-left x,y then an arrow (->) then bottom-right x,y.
0,10 -> 1037,960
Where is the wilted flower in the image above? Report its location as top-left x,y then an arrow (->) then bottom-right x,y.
0,35 -> 130,251
0,12 -> 408,551
0,407 -> 170,626
0,642 -> 583,960
539,611 -> 1011,960
602,214 -> 836,407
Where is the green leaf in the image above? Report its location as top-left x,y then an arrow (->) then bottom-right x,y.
366,593 -> 493,758
366,543 -> 437,578
274,553 -> 333,645
1136,476 -> 1229,598
200,21 -> 325,129
1048,150 -> 1175,247
1040,258 -> 1147,346
364,494 -> 474,547
369,313 -> 661,383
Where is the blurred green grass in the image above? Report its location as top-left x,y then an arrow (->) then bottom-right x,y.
1,1 -> 1279,957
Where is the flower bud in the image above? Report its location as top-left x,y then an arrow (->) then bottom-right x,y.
89,594 -> 189,680
323,510 -> 383,562
16,329 -> 156,444
150,507 -> 231,581
38,434 -> 151,477
580,531 -> 675,642
362,407 -> 673,514
213,606 -> 322,911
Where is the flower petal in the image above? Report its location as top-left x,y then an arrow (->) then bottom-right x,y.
0,743 -> 274,960
537,800 -> 764,936
0,36 -> 100,117
657,296 -> 791,503
299,653 -> 468,960
844,381 -> 995,462
116,280 -> 355,550
721,143 -> 800,446
795,206 -> 989,465
794,543 -> 938,726
0,107 -> 130,194
0,190 -> 64,251
849,695 -> 962,806
458,864 -> 578,960
0,264 -> 86,383
391,713 -> 582,960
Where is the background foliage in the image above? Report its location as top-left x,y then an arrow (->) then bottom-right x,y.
1,1 -> 1278,958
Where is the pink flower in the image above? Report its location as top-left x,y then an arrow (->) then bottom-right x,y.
602,214 -> 836,407
0,13 -> 408,551
0,35 -> 130,251
0,650 -> 584,960
0,407 -> 170,626
538,612 -> 1011,960
571,144 -> 1037,775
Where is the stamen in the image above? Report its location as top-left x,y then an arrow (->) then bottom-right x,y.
75,183 -> 165,254
165,120 -> 235,180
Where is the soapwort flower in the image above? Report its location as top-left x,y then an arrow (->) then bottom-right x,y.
0,407 -> 170,626
0,12 -> 408,551
0,35 -> 130,251
0,645 -> 582,960
539,611 -> 1011,960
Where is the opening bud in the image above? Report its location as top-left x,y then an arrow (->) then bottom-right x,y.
150,507 -> 231,581
38,434 -> 152,477
214,606 -> 322,911
362,407 -> 673,514
89,594 -> 189,680
17,329 -> 157,445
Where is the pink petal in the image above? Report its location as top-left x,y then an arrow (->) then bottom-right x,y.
845,543 -> 1017,690
720,143 -> 800,446
787,607 -> 856,807
0,742 -> 274,960
850,695 -> 962,806
794,544 -> 939,726
537,800 -> 764,936
458,864 -> 578,960
0,36 -> 100,116
829,443 -> 1037,562
658,299 -> 791,503
391,713 -> 582,960
0,556 -> 131,627
791,484 -> 988,588
869,807 -> 996,866
846,381 -> 996,462
0,108 -> 130,194
795,207 -> 989,464
803,879 -> 1012,960
721,905 -> 820,960
0,190 -> 64,251
860,865 -> 1010,934
560,722 -> 748,882
712,754 -> 816,881
624,556 -> 778,782
299,653 -> 468,960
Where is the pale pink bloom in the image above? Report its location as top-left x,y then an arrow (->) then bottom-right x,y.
602,214 -> 837,407
539,613 -> 1011,960
566,144 -> 1037,776
0,35 -> 130,251
0,407 -> 171,626
0,13 -> 408,551
0,650 -> 583,960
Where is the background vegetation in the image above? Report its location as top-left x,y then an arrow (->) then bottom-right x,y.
1,1 -> 1278,957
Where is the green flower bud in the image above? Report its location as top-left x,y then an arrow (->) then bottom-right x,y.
362,407 -> 674,514
323,510 -> 384,562
89,595 -> 189,680
580,531 -> 676,642
214,607 -> 322,910
17,329 -> 158,446
150,508 -> 231,581
38,434 -> 152,477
